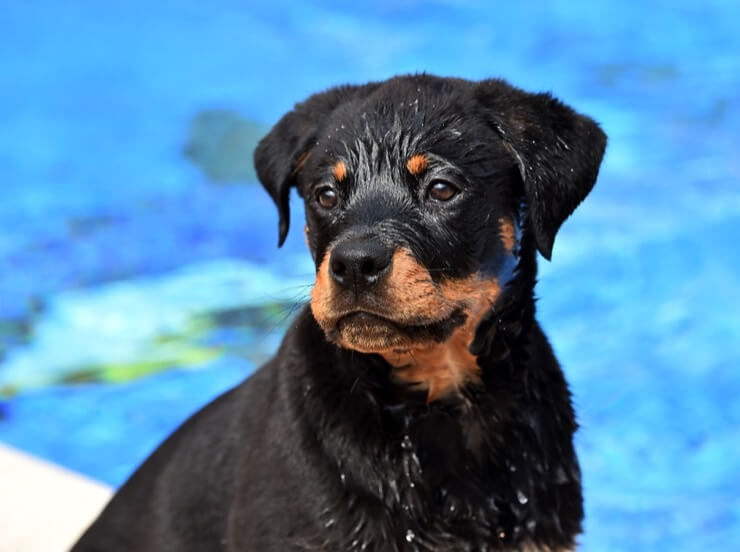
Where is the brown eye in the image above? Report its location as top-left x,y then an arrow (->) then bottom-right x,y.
316,187 -> 338,209
428,180 -> 458,202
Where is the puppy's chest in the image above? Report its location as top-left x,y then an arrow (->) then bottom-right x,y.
315,427 -> 542,552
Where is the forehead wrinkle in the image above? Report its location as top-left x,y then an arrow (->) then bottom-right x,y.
334,113 -> 434,193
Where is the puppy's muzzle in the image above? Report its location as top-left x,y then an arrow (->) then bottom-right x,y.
328,238 -> 392,294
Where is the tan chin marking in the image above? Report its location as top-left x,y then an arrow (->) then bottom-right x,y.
335,316 -> 411,353
499,216 -> 516,253
382,275 -> 500,402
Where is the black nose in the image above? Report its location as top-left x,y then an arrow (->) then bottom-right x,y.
329,239 -> 393,293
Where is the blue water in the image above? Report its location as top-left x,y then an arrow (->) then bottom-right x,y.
1,1 -> 739,550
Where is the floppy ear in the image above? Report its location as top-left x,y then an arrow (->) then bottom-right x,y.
254,84 -> 378,246
475,79 -> 607,260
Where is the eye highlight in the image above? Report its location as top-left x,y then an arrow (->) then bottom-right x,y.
427,180 -> 459,202
316,187 -> 339,209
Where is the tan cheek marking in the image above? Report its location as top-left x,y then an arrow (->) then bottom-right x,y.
380,249 -> 445,323
499,217 -> 516,253
310,248 -> 334,330
332,161 -> 347,182
406,154 -> 428,175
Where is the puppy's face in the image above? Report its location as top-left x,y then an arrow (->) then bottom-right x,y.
255,75 -> 606,397
299,93 -> 520,356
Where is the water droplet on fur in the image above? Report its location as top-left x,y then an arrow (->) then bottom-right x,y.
517,490 -> 528,504
498,529 -> 506,540
340,472 -> 346,484
401,434 -> 413,450
405,529 -> 416,542
555,465 -> 569,484
526,519 -> 537,532
551,513 -> 563,533
448,503 -> 457,514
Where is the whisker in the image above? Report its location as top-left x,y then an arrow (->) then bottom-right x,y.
256,297 -> 310,334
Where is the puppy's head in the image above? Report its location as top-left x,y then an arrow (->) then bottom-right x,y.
255,75 -> 605,396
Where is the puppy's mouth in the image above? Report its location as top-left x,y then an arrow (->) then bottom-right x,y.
330,309 -> 467,354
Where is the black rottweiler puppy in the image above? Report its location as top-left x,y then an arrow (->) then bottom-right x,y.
73,74 -> 606,551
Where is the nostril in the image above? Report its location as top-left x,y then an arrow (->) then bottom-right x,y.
330,258 -> 346,277
360,258 -> 376,276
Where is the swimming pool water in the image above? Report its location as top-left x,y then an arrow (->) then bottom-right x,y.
1,2 -> 738,549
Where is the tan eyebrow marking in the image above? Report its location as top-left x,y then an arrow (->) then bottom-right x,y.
406,154 -> 429,176
332,161 -> 347,182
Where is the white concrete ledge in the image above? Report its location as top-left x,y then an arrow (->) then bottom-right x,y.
0,444 -> 113,552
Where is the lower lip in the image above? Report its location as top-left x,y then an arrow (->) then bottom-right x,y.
340,311 -> 397,327
337,310 -> 465,342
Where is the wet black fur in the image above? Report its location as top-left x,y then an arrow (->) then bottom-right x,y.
73,75 -> 606,551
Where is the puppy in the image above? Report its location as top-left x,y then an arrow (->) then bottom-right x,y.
73,74 -> 606,551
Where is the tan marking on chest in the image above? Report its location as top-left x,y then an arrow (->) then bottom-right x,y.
499,216 -> 516,252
